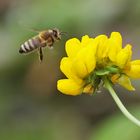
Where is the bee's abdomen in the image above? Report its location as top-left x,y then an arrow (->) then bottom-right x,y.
19,37 -> 45,54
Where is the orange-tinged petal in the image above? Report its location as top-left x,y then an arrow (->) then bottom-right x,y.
83,84 -> 94,94
60,57 -> 83,84
116,44 -> 132,68
126,60 -> 140,79
111,74 -> 120,83
57,79 -> 84,95
65,38 -> 81,58
117,75 -> 135,91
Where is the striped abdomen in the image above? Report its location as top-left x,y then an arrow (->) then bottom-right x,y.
19,36 -> 46,54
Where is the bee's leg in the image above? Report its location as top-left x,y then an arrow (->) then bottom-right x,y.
38,47 -> 43,62
47,37 -> 54,48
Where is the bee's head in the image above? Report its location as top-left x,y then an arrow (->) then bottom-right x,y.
52,28 -> 61,40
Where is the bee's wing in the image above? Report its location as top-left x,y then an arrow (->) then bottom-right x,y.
27,28 -> 41,33
19,21 -> 48,33
28,28 -> 48,33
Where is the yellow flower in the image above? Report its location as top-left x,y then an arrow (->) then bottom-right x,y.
57,35 -> 96,95
57,32 -> 140,95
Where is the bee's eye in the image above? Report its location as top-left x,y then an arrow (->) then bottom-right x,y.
53,30 -> 58,38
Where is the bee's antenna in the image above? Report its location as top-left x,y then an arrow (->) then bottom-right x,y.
60,31 -> 68,36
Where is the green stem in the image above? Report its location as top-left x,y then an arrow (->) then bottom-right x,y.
105,79 -> 140,127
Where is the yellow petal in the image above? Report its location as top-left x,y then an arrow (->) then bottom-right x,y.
125,60 -> 140,79
81,35 -> 91,47
60,57 -> 83,84
116,44 -> 132,68
110,32 -> 122,47
57,79 -> 84,95
130,60 -> 140,65
65,38 -> 81,58
108,32 -> 122,62
72,57 -> 88,79
94,35 -> 108,59
60,57 -> 72,78
71,43 -> 96,78
84,39 -> 97,73
117,75 -> 135,91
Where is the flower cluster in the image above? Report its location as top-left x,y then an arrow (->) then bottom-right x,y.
57,32 -> 140,95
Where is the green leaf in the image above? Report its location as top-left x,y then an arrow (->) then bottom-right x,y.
95,69 -> 110,76
105,66 -> 120,73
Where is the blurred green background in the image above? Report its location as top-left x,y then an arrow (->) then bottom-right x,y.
0,0 -> 140,139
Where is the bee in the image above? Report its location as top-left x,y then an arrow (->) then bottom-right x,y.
19,28 -> 63,61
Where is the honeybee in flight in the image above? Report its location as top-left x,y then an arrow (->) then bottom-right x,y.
19,28 -> 63,61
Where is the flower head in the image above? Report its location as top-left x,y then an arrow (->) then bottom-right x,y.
57,32 -> 140,95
